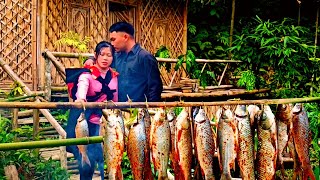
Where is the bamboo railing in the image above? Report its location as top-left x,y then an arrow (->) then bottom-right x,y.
0,58 -> 66,138
42,50 -> 244,101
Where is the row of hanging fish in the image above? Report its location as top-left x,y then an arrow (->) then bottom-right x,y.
93,103 -> 315,180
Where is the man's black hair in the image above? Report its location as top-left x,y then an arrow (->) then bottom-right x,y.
109,22 -> 135,37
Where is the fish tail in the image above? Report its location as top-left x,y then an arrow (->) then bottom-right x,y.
158,171 -> 168,180
81,153 -> 91,167
303,166 -> 316,180
116,166 -> 124,180
220,173 -> 232,180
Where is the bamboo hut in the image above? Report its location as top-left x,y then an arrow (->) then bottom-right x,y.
0,0 -> 187,90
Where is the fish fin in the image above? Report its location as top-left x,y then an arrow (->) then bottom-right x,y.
220,173 -> 232,180
82,154 -> 91,167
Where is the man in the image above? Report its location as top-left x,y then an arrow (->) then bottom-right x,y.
86,22 -> 163,102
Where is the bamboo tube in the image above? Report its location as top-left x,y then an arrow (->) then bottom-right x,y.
42,50 -> 66,81
0,136 -> 103,151
0,58 -> 66,137
0,97 -> 320,109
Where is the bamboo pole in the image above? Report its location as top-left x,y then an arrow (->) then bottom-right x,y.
42,50 -> 66,81
0,94 -> 38,102
12,109 -> 19,130
219,0 -> 236,86
32,0 -> 37,91
0,97 -> 319,109
0,136 -> 103,151
33,109 -> 39,139
182,0 -> 188,78
0,58 -> 66,138
44,55 -> 52,101
161,88 -> 270,98
59,136 -> 67,169
40,0 -> 47,89
49,52 -> 242,63
33,109 -> 40,155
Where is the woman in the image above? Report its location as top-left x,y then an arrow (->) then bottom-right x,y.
65,41 -> 118,180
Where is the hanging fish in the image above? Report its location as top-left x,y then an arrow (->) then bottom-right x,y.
151,108 -> 170,180
217,106 -> 238,180
275,104 -> 292,179
256,105 -> 277,180
127,109 -> 147,180
174,108 -> 192,180
194,108 -> 215,180
75,112 -> 91,167
235,105 -> 255,180
167,108 -> 177,172
291,103 -> 316,180
103,109 -> 125,180
141,108 -> 153,180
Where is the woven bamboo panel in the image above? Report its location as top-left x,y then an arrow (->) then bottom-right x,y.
140,0 -> 185,86
140,0 -> 184,58
45,0 -> 107,86
0,0 -> 33,87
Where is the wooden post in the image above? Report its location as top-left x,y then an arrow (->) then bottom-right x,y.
33,109 -> 40,155
44,56 -> 52,101
59,135 -> 67,169
40,0 -> 47,90
12,109 -> 19,130
42,50 -> 66,82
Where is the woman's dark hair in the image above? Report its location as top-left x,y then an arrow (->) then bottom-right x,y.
109,22 -> 134,37
94,41 -> 115,56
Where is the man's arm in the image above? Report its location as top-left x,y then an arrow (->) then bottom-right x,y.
145,54 -> 163,102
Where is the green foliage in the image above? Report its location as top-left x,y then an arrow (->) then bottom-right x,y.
155,46 -> 171,71
55,31 -> 91,64
224,17 -> 315,96
237,70 -> 256,90
121,152 -> 133,179
304,101 -> 320,171
51,109 -> 70,124
0,116 -> 70,179
7,81 -> 25,98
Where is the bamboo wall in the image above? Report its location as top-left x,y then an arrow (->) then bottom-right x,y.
0,0 -> 34,89
0,0 -> 186,89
